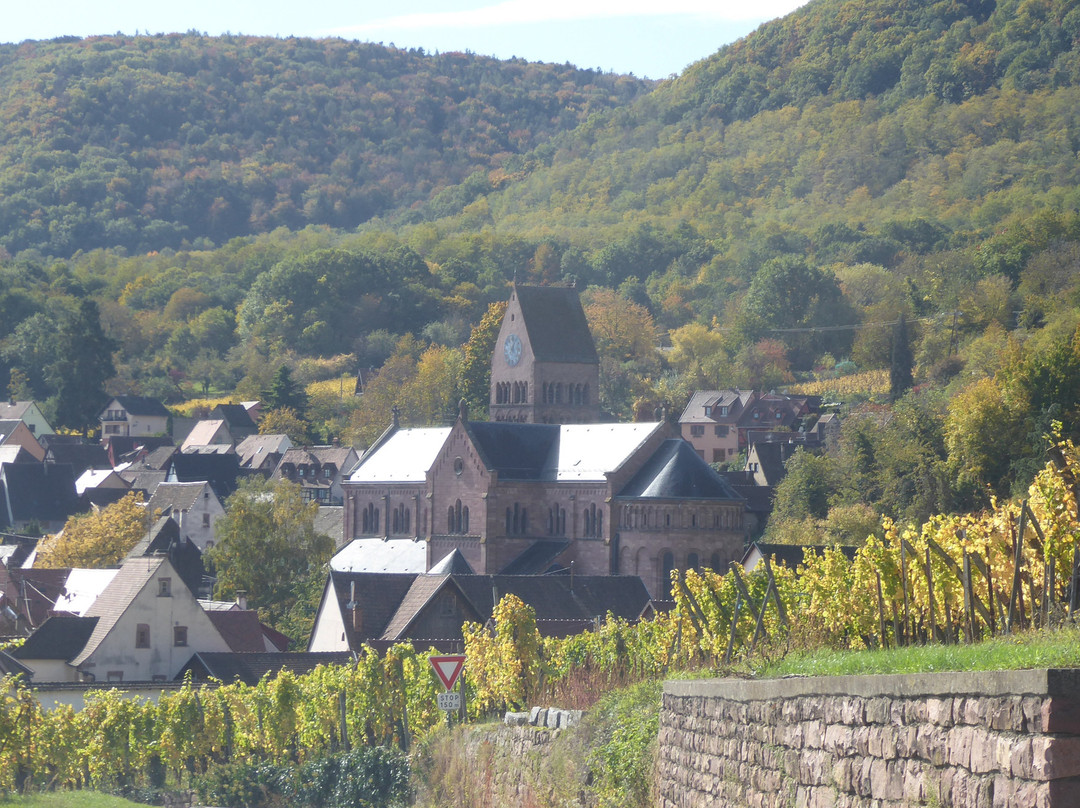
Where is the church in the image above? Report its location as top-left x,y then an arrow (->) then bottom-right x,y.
340,284 -> 747,596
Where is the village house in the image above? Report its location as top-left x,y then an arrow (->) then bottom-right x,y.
12,556 -> 231,683
0,419 -> 45,461
678,389 -> 821,463
272,445 -> 359,505
99,395 -> 171,444
0,462 -> 80,534
146,481 -> 226,552
0,400 -> 54,438
308,570 -> 653,653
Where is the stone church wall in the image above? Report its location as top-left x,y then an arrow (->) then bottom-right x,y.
657,669 -> 1080,807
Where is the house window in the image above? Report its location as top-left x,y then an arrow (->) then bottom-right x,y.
174,626 -> 188,647
108,671 -> 124,682
202,513 -> 211,528
775,411 -> 782,419
158,578 -> 171,597
753,411 -> 761,419
324,467 -> 333,478
720,406 -> 729,416
704,406 -> 712,416
104,424 -> 120,434
135,624 -> 150,648
714,425 -> 728,437
690,425 -> 704,437
712,449 -> 725,463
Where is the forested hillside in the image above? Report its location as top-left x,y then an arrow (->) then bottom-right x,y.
0,34 -> 651,257
5,0 -> 1080,532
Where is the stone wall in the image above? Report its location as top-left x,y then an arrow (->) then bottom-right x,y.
411,719 -> 583,808
657,669 -> 1080,807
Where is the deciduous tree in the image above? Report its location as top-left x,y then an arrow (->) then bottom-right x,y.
208,478 -> 333,630
37,492 -> 151,568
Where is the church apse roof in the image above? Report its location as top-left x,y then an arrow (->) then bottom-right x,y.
617,439 -> 745,501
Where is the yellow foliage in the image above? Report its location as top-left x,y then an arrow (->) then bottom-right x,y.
787,369 -> 889,398
36,492 -> 153,568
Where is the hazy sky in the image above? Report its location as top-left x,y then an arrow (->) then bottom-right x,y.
2,0 -> 812,79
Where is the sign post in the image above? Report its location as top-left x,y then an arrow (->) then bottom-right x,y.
429,654 -> 466,719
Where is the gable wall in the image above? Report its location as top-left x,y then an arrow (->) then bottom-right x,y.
308,579 -> 349,652
80,570 -> 229,682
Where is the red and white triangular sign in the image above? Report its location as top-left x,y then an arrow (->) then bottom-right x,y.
429,654 -> 466,690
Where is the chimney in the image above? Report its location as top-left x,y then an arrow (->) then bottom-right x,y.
236,590 -> 247,610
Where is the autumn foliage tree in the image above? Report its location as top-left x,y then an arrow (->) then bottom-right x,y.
207,477 -> 333,631
37,492 -> 151,568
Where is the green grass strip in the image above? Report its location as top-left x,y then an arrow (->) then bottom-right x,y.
756,625 -> 1080,679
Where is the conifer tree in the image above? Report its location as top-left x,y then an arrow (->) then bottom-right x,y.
890,313 -> 913,401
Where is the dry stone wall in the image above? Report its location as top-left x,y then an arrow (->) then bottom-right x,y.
657,669 -> 1080,807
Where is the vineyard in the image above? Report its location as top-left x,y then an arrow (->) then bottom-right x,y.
2,435 -> 1080,800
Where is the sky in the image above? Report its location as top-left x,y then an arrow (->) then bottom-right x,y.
2,0 -> 812,80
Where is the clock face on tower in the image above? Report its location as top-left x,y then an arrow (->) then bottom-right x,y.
504,334 -> 522,367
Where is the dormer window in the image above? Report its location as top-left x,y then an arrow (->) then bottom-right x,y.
720,406 -> 729,416
704,406 -> 712,416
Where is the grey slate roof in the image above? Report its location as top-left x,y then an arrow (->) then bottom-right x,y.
741,542 -> 858,572
323,571 -> 421,650
1,463 -> 81,523
211,404 -> 257,432
43,443 -> 111,477
119,469 -> 168,496
206,610 -> 272,653
0,402 -> 33,421
617,439 -> 744,501
106,396 -> 171,418
166,453 -> 241,497
235,434 -> 291,470
0,533 -> 38,569
13,615 -> 99,661
148,481 -> 214,515
747,442 -> 801,487
497,540 -> 570,575
330,538 -> 427,574
181,651 -> 355,685
0,420 -> 26,441
428,549 -> 475,575
466,422 -> 560,480
514,285 -> 599,364
0,649 -> 32,677
348,427 -> 451,483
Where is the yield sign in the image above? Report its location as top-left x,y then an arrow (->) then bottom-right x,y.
429,655 -> 466,690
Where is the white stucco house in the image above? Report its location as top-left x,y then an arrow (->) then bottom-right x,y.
13,557 -> 230,683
